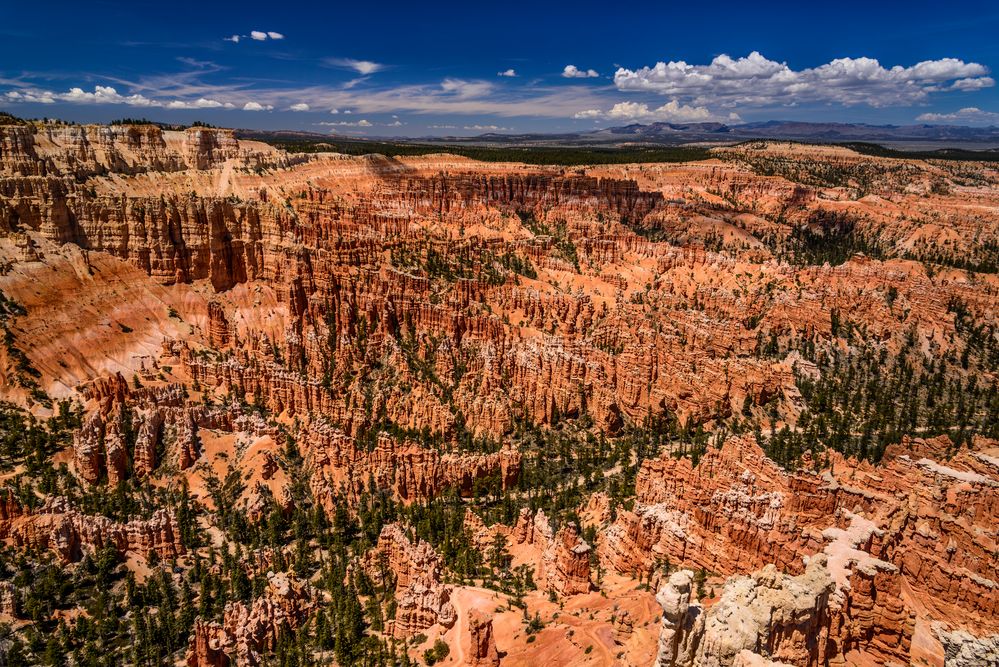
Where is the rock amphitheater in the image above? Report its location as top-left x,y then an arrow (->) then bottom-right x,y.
0,120 -> 996,665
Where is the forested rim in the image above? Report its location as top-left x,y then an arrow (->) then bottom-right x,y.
236,133 -> 713,165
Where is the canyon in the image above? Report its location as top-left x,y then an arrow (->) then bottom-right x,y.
0,119 -> 996,666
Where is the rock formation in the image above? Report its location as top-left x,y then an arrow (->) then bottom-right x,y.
306,421 -> 521,508
601,434 -> 998,638
655,571 -> 704,667
1,121 -> 998,666
363,523 -> 457,637
541,522 -> 592,596
186,571 -> 314,667
0,581 -> 17,618
0,492 -> 183,563
466,608 -> 501,667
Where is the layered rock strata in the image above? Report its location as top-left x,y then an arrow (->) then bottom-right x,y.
186,571 -> 314,667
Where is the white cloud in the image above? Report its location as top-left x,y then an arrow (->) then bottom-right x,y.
329,108 -> 339,114
429,124 -> 457,129
951,77 -> 995,91
916,107 -> 999,124
574,100 -> 725,123
464,124 -> 511,131
613,52 -> 994,108
166,98 -> 236,110
242,101 -> 273,111
228,31 -> 283,43
563,65 -> 599,79
440,78 -> 494,98
3,90 -> 56,104
1,73 -> 604,122
289,103 -> 310,111
318,119 -> 372,127
4,85 -> 233,110
323,58 -> 386,75
498,69 -> 517,77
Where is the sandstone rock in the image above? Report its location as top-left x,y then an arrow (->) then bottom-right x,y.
731,651 -> 793,667
602,434 -> 998,641
207,300 -> 232,349
0,581 -> 17,618
73,410 -> 106,484
655,570 -> 704,667
363,523 -> 456,637
306,422 -> 521,510
133,408 -> 164,477
935,626 -> 999,667
542,522 -> 592,596
0,491 -> 183,563
466,608 -> 501,667
186,571 -> 314,667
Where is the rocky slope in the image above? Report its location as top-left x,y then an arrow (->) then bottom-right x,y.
0,121 -> 996,665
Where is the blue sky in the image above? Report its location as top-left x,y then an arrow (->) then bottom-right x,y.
2,0 -> 999,136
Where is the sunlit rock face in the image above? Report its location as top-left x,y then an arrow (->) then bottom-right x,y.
0,123 -> 997,666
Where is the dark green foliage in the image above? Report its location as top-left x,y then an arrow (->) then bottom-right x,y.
0,111 -> 28,126
238,133 -> 712,166
423,638 -> 450,665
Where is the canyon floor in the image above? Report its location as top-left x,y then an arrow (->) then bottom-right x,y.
0,120 -> 997,666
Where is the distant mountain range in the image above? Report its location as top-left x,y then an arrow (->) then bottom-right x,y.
457,121 -> 999,148
237,120 -> 999,152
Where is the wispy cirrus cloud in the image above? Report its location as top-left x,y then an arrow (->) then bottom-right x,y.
322,58 -> 386,75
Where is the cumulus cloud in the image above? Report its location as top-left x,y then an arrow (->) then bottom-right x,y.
4,85 -> 235,110
613,52 -> 994,107
167,98 -> 236,110
289,103 -> 310,111
498,69 -> 517,77
951,77 -> 995,91
228,31 -> 283,43
916,107 -> 999,124
574,100 -> 725,123
242,101 -> 273,111
464,124 -> 510,131
323,58 -> 385,75
563,65 -> 599,78
318,119 -> 372,127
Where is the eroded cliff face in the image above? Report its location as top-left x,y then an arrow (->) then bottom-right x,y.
362,523 -> 457,637
186,571 -> 314,667
0,491 -> 183,563
0,124 -> 997,666
598,434 -> 998,665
